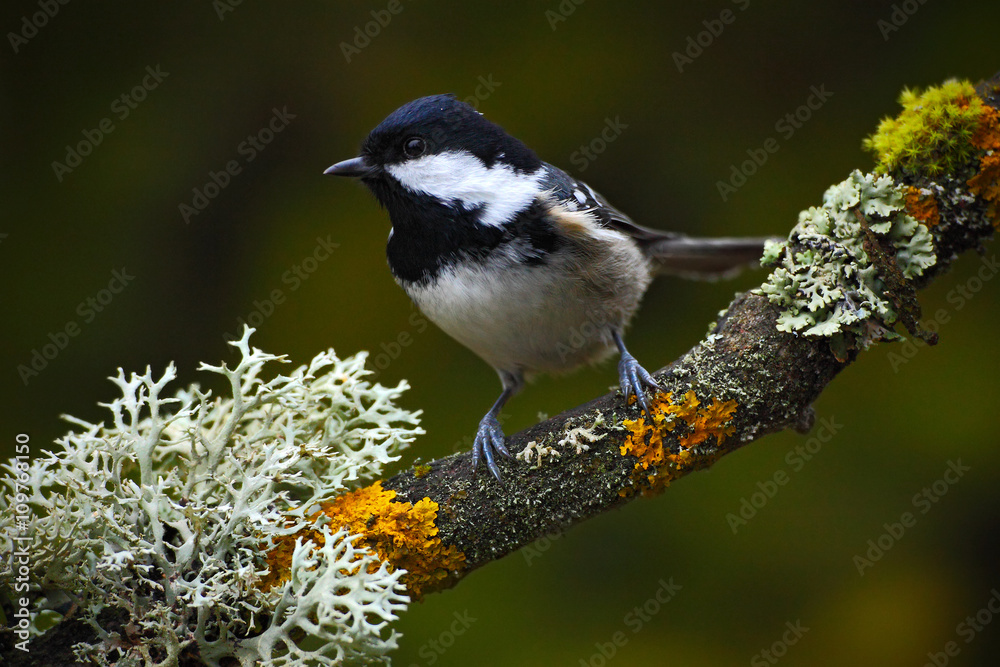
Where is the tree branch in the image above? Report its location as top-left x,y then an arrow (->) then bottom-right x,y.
383,71 -> 1000,595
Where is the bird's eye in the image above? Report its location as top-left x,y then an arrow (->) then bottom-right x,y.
403,137 -> 426,158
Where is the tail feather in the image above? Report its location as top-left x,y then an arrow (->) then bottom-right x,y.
641,236 -> 774,280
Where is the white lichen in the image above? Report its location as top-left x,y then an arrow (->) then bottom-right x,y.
557,412 -> 607,454
700,333 -> 724,349
516,440 -> 560,468
0,327 -> 422,666
757,170 -> 936,343
517,412 -> 608,467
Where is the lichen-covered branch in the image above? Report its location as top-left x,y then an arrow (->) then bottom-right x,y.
2,336 -> 422,666
2,73 -> 997,667
378,73 -> 999,595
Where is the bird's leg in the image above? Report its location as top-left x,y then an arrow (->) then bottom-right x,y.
472,371 -> 523,483
612,330 -> 660,419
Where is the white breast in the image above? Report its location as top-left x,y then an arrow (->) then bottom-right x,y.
402,204 -> 652,378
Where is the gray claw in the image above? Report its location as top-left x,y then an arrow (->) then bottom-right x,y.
618,353 -> 660,420
472,413 -> 511,483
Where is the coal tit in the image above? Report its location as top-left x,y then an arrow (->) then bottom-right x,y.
326,94 -> 767,483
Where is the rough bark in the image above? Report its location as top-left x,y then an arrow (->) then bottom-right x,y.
385,290 -> 841,582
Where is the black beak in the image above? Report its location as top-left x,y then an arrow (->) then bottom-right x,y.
324,156 -> 370,177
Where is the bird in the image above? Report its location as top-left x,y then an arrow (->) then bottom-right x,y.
325,94 -> 767,483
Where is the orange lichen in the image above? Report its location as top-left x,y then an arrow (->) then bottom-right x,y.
970,104 -> 1000,152
619,391 -> 738,496
262,481 -> 465,599
904,186 -> 941,228
968,105 -> 1000,226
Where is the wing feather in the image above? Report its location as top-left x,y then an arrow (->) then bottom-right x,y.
538,163 -> 770,279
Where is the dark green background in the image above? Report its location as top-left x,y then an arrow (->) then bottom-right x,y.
3,1 -> 999,665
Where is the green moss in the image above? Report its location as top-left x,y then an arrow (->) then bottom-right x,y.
863,79 -> 985,177
757,170 -> 935,352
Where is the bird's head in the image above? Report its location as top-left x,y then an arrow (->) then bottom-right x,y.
325,95 -> 545,228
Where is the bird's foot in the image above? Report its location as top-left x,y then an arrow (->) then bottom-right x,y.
618,352 -> 661,420
472,412 -> 512,483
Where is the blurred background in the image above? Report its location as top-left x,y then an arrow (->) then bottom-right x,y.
3,1 -> 999,664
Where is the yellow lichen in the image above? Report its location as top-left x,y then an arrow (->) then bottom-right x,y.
262,481 -> 465,599
864,79 -> 985,177
619,391 -> 737,496
904,186 -> 941,228
680,396 -> 738,447
968,105 -> 1000,226
864,78 -> 1000,227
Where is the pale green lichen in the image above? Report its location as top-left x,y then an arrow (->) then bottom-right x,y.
757,170 -> 936,347
0,327 -> 423,666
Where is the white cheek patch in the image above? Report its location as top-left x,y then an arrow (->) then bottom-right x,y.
386,151 -> 543,227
